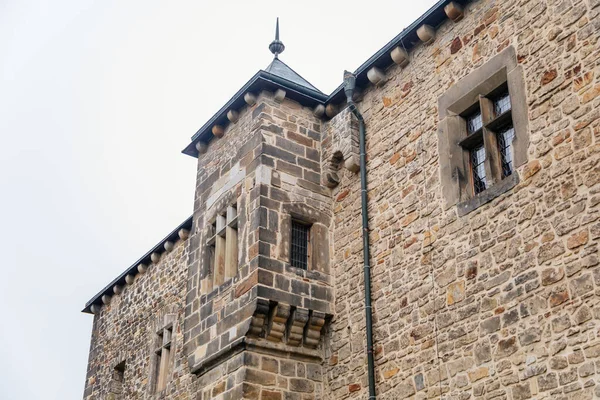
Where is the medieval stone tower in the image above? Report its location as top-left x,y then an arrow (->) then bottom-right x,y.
83,1 -> 600,399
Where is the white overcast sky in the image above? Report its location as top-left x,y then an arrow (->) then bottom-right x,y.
0,1 -> 439,398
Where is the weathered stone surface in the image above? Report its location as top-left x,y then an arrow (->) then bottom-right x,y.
480,316 -> 501,335
570,273 -> 594,297
447,280 -> 465,305
519,327 -> 541,346
83,2 -> 600,399
541,267 -> 564,285
495,337 -> 518,359
538,242 -> 565,264
474,341 -> 491,365
552,315 -> 572,333
538,373 -> 558,391
512,382 -> 531,400
549,288 -> 570,307
522,160 -> 541,179
567,230 -> 589,249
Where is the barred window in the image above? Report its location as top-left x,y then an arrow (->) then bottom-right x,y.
290,220 -> 311,270
438,47 -> 528,215
457,83 -> 516,197
471,145 -> 487,194
497,124 -> 515,177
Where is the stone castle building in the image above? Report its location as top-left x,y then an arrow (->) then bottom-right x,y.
82,0 -> 600,398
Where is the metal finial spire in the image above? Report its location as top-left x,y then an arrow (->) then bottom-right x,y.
269,17 -> 285,58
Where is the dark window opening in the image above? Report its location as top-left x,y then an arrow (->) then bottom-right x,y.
110,361 -> 126,398
290,221 -> 311,270
154,326 -> 172,393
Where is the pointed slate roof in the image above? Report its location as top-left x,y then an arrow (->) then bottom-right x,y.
264,58 -> 321,93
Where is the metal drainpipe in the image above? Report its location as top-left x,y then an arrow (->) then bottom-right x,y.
343,70 -> 376,399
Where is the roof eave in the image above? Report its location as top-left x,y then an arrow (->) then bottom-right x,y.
182,71 -> 327,158
81,216 -> 193,314
327,0 -> 469,104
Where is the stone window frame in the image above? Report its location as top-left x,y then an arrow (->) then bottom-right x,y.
438,46 -> 528,216
278,202 -> 330,278
109,359 -> 126,399
148,314 -> 176,395
205,203 -> 239,290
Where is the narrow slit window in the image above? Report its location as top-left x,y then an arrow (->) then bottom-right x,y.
290,221 -> 310,270
110,361 -> 125,398
205,203 -> 239,291
471,145 -> 487,194
154,326 -> 172,393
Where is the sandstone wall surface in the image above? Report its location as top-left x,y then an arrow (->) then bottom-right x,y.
83,239 -> 193,399
185,91 -> 333,399
324,0 -> 600,398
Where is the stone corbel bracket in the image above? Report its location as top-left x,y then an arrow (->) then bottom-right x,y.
322,107 -> 361,188
248,300 -> 330,349
248,298 -> 270,338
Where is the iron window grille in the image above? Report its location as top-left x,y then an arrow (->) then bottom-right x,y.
290,220 -> 311,270
471,145 -> 487,194
458,84 -> 515,197
497,124 -> 515,178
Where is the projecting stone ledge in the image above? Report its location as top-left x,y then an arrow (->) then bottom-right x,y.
188,296 -> 331,376
248,297 -> 331,348
322,107 -> 361,187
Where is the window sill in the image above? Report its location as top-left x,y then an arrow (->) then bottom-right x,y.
284,263 -> 330,283
200,276 -> 236,304
457,173 -> 519,216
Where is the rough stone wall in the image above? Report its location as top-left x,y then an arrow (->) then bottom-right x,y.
184,91 -> 265,377
322,107 -> 360,187
193,350 -> 324,400
254,93 -> 333,314
184,91 -> 334,399
83,239 -> 194,399
324,0 -> 600,399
